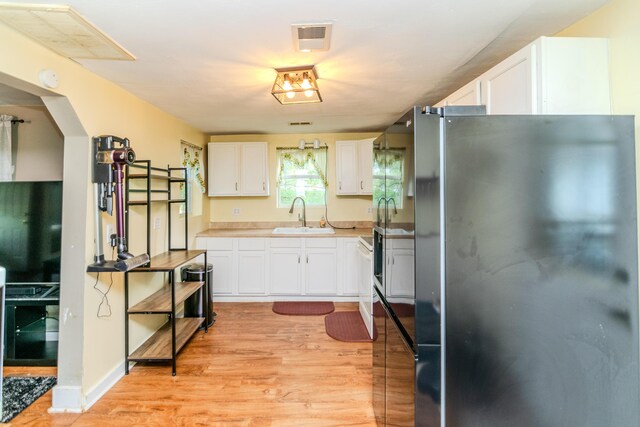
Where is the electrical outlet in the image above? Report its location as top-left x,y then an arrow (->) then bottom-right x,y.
232,208 -> 241,216
154,217 -> 161,229
367,207 -> 373,214
105,224 -> 114,242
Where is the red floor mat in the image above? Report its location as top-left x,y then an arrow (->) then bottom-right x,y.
325,311 -> 376,342
272,301 -> 335,315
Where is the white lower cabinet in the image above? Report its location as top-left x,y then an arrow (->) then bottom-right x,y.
208,251 -> 234,294
305,250 -> 337,295
238,251 -> 266,294
270,249 -> 302,294
304,238 -> 338,295
342,239 -> 360,295
387,239 -> 415,298
198,236 -> 359,299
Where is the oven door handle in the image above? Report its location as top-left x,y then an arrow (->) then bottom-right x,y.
358,242 -> 371,258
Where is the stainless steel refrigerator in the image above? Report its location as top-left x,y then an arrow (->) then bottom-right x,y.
372,106 -> 639,426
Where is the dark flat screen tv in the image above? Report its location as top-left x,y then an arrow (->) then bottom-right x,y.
0,181 -> 62,284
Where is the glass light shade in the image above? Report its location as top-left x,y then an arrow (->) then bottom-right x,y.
271,66 -> 322,105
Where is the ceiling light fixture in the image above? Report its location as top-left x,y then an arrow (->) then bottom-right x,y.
271,66 -> 322,105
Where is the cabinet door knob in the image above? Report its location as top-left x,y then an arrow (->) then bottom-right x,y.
298,255 -> 300,264
262,182 -> 265,191
339,181 -> 342,190
235,182 -> 238,191
306,255 -> 309,264
360,180 -> 363,190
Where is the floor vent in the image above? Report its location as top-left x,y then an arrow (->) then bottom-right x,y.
289,121 -> 312,126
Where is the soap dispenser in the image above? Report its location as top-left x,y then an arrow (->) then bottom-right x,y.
319,216 -> 326,228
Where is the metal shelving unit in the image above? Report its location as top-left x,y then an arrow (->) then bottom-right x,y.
123,162 -> 207,376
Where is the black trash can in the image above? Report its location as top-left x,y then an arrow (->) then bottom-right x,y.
181,263 -> 215,328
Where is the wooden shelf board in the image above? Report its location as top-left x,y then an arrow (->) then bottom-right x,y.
128,317 -> 204,361
128,281 -> 204,313
131,249 -> 205,271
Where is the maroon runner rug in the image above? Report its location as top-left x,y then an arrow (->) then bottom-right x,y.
325,311 -> 377,342
272,301 -> 335,315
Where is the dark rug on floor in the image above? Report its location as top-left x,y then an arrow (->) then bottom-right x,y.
273,301 -> 335,315
325,311 -> 376,342
2,376 -> 56,423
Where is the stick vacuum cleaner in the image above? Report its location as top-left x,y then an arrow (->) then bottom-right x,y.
87,135 -> 150,273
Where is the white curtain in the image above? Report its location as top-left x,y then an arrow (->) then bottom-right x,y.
0,115 -> 13,181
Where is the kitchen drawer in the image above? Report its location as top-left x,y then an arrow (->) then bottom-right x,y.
305,238 -> 337,248
207,238 -> 234,251
238,238 -> 265,251
269,238 -> 301,248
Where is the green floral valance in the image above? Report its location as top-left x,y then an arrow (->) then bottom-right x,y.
277,147 -> 328,187
373,148 -> 405,166
182,147 -> 206,192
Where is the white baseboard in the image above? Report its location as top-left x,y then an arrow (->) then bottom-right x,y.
84,359 -> 126,410
49,360 -> 126,413
212,295 -> 359,302
49,385 -> 83,413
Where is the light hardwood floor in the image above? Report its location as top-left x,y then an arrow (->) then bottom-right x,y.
5,302 -> 376,426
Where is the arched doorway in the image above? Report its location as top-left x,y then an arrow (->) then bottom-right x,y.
0,75 -> 90,412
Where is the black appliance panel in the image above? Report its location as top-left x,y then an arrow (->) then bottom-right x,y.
372,288 -> 386,426
444,115 -> 639,426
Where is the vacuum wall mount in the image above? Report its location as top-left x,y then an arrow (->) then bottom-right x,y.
87,135 -> 150,273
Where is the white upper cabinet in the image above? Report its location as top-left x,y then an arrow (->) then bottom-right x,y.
336,138 -> 374,195
534,37 -> 610,114
441,80 -> 482,107
436,36 -> 611,115
481,43 -> 535,114
240,143 -> 269,195
208,143 -> 240,196
336,141 -> 358,194
208,142 -> 269,196
358,139 -> 374,194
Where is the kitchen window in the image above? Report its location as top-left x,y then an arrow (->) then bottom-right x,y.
277,147 -> 327,207
373,149 -> 404,208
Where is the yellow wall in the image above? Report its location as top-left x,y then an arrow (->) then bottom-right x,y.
208,132 -> 381,225
0,22 -> 208,402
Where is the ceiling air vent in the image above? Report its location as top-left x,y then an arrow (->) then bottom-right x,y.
291,23 -> 332,52
288,121 -> 312,127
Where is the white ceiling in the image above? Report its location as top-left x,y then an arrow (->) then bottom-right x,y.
0,83 -> 42,106
2,0 -> 607,134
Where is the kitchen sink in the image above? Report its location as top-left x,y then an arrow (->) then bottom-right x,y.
384,228 -> 414,236
272,227 -> 335,235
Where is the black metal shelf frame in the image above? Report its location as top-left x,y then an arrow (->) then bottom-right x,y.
122,160 -> 204,376
125,160 -> 189,254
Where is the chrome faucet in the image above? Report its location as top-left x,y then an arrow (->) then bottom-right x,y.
386,197 -> 398,224
289,197 -> 306,227
376,197 -> 386,226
